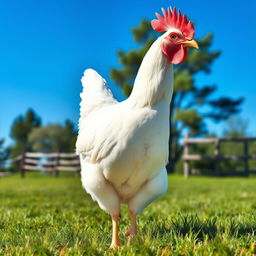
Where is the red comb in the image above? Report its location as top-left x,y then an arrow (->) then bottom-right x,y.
151,7 -> 195,40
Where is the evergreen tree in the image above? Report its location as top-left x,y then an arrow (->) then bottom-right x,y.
63,120 -> 77,152
0,139 -> 7,169
10,109 -> 41,156
111,20 -> 243,172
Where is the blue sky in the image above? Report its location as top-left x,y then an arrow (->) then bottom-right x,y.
0,0 -> 255,146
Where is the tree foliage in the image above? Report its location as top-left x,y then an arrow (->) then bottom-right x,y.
28,120 -> 77,153
0,139 -> 5,158
220,116 -> 250,172
222,116 -> 249,138
111,20 -> 243,171
10,109 -> 41,156
9,109 -> 77,155
0,139 -> 8,169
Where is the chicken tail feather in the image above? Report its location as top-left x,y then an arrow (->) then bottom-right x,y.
79,69 -> 117,119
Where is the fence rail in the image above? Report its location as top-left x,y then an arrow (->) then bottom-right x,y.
0,152 -> 81,178
183,134 -> 256,178
19,152 -> 81,177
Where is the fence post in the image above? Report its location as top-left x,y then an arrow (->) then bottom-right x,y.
20,151 -> 25,178
214,139 -> 221,176
183,133 -> 190,179
243,140 -> 249,176
55,153 -> 60,177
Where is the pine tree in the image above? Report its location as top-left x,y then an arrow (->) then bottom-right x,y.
111,20 -> 243,172
10,109 -> 41,156
0,139 -> 7,169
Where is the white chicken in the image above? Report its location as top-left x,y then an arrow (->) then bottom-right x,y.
76,7 -> 198,248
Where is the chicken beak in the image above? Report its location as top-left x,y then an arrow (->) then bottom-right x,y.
181,39 -> 199,49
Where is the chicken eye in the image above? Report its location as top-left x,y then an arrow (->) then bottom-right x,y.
170,34 -> 177,40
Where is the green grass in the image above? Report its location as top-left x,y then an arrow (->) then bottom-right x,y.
0,173 -> 255,256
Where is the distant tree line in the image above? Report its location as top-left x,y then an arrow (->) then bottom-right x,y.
1,111 -> 252,173
2,109 -> 77,159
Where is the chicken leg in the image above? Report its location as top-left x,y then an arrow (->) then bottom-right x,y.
125,209 -> 137,237
80,163 -> 120,248
110,214 -> 120,249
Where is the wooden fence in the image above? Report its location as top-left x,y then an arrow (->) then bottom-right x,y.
19,152 -> 81,177
183,134 -> 256,178
0,152 -> 81,178
1,152 -> 80,178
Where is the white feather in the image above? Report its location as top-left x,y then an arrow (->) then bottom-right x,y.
79,68 -> 117,119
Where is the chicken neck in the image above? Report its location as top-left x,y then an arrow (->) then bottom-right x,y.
129,37 -> 173,108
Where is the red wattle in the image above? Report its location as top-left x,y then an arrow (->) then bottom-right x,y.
161,43 -> 187,64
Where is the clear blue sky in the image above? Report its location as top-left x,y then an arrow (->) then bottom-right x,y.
1,0 -> 255,146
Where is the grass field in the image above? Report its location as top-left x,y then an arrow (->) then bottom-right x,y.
0,174 -> 255,256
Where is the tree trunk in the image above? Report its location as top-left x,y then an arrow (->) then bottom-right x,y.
167,95 -> 176,173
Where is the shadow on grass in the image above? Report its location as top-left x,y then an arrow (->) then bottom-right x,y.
229,220 -> 256,237
171,215 -> 217,240
145,215 -> 256,241
143,215 -> 217,241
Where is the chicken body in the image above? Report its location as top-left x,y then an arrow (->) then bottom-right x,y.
75,16 -> 198,245
77,35 -> 172,218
